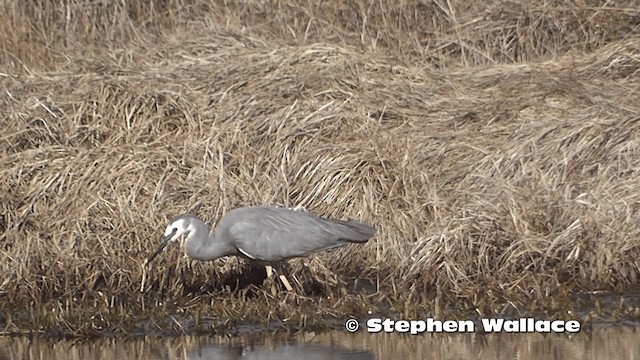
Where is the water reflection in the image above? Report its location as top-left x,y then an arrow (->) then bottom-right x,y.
183,343 -> 372,360
0,326 -> 638,360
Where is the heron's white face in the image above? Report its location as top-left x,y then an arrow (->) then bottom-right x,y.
147,217 -> 197,264
164,218 -> 190,244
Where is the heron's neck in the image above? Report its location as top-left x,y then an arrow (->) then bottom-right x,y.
183,218 -> 235,261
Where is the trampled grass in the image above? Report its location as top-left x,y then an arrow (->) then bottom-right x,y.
0,0 -> 639,336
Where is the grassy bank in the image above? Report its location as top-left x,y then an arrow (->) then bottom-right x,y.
1,0 -> 639,336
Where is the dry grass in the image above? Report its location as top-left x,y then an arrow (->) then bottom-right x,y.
0,0 -> 639,336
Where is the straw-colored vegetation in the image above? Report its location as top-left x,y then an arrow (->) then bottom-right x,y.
1,0 -> 639,337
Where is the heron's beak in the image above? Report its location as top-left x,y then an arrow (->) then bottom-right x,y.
145,233 -> 173,265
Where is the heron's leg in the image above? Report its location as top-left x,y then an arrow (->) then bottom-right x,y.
263,264 -> 292,291
278,273 -> 294,292
272,262 -> 294,292
265,265 -> 274,278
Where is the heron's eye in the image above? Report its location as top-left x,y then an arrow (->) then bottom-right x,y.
171,228 -> 177,235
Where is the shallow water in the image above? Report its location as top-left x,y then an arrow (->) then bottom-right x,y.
1,325 -> 639,360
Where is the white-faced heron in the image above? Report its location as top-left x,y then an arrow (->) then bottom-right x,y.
144,206 -> 376,291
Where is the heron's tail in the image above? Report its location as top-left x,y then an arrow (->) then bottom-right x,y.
329,218 -> 376,243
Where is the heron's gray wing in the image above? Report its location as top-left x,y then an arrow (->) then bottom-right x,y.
227,207 -> 375,262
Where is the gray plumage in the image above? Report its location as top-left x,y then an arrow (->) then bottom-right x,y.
146,206 -> 376,266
